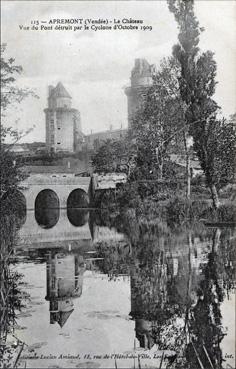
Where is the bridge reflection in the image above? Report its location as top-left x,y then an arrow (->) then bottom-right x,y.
67,208 -> 89,227
17,209 -> 126,248
16,212 -> 128,327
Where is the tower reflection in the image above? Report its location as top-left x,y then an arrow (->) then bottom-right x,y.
45,251 -> 86,327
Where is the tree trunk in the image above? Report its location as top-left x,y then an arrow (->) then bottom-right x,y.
210,184 -> 220,209
212,228 -> 221,253
127,163 -> 131,178
155,147 -> 163,179
186,150 -> 191,200
184,232 -> 193,333
159,158 -> 163,180
183,131 -> 191,200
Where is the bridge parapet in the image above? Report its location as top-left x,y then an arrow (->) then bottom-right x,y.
21,173 -> 91,186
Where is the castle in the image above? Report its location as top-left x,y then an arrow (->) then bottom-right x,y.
45,59 -> 155,153
44,82 -> 83,153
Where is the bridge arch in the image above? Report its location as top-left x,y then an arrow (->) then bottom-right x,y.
35,189 -> 60,229
67,188 -> 89,209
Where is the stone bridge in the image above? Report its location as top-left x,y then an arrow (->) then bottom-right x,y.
19,172 -> 127,210
19,173 -> 92,209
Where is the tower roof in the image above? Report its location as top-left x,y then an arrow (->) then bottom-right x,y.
50,82 -> 72,99
58,309 -> 74,328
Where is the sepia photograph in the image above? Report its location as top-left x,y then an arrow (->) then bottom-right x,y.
0,0 -> 236,368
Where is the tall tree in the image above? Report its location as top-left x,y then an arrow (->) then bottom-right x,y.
168,0 -> 229,208
132,57 -> 185,181
0,44 -> 37,202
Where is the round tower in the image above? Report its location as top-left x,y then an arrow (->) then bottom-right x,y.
44,82 -> 82,153
125,59 -> 156,129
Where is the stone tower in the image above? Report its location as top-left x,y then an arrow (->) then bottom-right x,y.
125,59 -> 156,128
44,82 -> 82,153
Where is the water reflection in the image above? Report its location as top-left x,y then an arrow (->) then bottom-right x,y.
67,208 -> 89,227
2,208 -> 235,368
95,222 -> 235,368
35,207 -> 60,229
46,252 -> 86,327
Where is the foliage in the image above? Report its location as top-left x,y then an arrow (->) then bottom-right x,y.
95,241 -> 131,280
216,115 -> 236,185
0,212 -> 29,368
91,137 -> 136,176
202,203 -> 236,223
0,44 -> 36,364
0,44 -> 37,204
92,57 -> 189,182
1,43 -> 37,116
131,57 -> 185,180
167,0 -> 235,208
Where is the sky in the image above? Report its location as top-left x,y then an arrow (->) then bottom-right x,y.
1,0 -> 236,143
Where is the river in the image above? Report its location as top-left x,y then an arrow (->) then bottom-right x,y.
1,207 -> 235,369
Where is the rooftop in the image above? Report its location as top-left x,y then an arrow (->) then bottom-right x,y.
49,82 -> 72,99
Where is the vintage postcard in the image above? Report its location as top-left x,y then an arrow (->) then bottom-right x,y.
0,1 -> 235,368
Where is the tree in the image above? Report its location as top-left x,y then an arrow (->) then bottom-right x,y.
0,45 -> 37,364
167,0 -> 232,208
0,44 -> 37,202
1,44 -> 37,114
131,57 -> 186,181
151,57 -> 193,198
217,114 -> 236,185
92,136 -> 136,176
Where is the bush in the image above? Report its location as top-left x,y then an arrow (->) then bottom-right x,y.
165,196 -> 210,226
165,196 -> 192,226
202,203 -> 236,223
116,182 -> 141,209
217,204 -> 236,222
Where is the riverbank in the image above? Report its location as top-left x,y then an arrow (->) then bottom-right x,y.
97,181 -> 236,229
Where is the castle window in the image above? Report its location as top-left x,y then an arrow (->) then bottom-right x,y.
57,142 -> 61,145
58,128 -> 61,130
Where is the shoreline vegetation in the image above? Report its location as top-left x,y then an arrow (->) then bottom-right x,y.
93,181 -> 236,231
